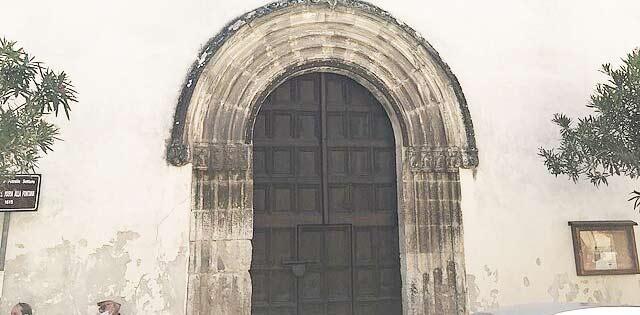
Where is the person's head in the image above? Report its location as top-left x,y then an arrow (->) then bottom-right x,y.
10,303 -> 32,315
97,299 -> 120,315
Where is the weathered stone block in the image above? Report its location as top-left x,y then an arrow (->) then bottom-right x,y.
205,272 -> 251,315
208,240 -> 252,273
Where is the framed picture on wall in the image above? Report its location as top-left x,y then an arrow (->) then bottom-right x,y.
569,221 -> 640,276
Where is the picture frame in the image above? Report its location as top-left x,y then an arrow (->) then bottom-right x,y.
569,221 -> 640,276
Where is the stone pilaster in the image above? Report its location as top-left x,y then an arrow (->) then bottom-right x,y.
401,146 -> 468,315
188,143 -> 253,315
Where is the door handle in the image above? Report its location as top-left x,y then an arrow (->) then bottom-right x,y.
282,260 -> 319,277
282,259 -> 318,265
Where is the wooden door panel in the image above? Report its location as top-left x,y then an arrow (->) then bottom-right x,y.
327,149 -> 348,176
271,269 -> 296,302
349,149 -> 372,176
327,303 -> 352,315
297,185 -> 321,213
297,148 -> 321,177
297,75 -> 320,104
298,227 -> 323,310
348,112 -> 371,139
297,113 -> 320,140
253,148 -> 268,176
252,73 -> 402,315
324,73 -> 402,315
300,304 -> 324,315
252,74 -> 322,315
352,226 -> 402,315
373,114 -> 394,144
272,148 -> 294,176
272,112 -> 294,139
298,225 -> 353,315
351,184 -> 373,212
273,80 -> 294,102
254,114 -> 268,140
327,114 -> 346,139
373,149 -> 395,177
254,187 -> 323,228
250,227 -> 297,314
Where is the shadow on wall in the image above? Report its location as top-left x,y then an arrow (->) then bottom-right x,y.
0,231 -> 186,315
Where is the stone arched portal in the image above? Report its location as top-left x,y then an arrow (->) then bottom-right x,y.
166,1 -> 478,315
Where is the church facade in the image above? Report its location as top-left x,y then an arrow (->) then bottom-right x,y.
0,1 -> 639,314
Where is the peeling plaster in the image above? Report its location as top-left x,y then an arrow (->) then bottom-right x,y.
483,265 -> 498,283
468,268 -> 637,313
0,231 -> 187,315
547,273 -> 581,302
467,274 -> 499,313
467,274 -> 481,312
546,273 -> 623,304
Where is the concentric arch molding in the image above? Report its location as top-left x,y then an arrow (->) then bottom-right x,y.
166,0 -> 479,171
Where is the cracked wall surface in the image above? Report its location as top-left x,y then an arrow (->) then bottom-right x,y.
1,228 -> 188,315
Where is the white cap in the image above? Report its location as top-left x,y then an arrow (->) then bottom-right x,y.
96,297 -> 122,307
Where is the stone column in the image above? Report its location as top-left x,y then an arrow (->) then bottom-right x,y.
187,143 -> 253,315
401,147 -> 469,315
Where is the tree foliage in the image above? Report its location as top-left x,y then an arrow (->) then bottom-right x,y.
539,49 -> 640,209
0,38 -> 77,176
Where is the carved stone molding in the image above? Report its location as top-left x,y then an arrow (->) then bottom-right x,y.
407,147 -> 478,172
167,144 -> 190,167
192,146 -> 209,170
166,0 -> 479,166
192,144 -> 250,171
176,1 -> 480,313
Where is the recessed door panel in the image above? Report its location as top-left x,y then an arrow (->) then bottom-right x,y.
298,225 -> 353,315
251,73 -> 402,315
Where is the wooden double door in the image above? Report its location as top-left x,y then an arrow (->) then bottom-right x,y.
251,73 -> 403,315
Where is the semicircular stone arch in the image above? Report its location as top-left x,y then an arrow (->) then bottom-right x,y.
169,1 -> 478,315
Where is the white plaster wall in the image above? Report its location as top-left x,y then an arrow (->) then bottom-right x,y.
434,0 -> 640,311
0,0 -> 639,314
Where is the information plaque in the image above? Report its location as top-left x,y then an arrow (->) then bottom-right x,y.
0,174 -> 41,211
569,220 -> 640,276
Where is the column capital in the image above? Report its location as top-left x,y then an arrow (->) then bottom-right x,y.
167,143 -> 190,166
406,146 -> 478,172
192,143 -> 251,171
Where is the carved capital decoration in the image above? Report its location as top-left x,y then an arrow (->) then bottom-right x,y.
461,149 -> 479,169
167,144 -> 190,166
192,146 -> 209,170
407,146 -> 478,172
192,143 -> 250,171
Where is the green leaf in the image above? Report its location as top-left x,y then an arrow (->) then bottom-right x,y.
0,37 -> 78,175
540,48 -> 640,210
